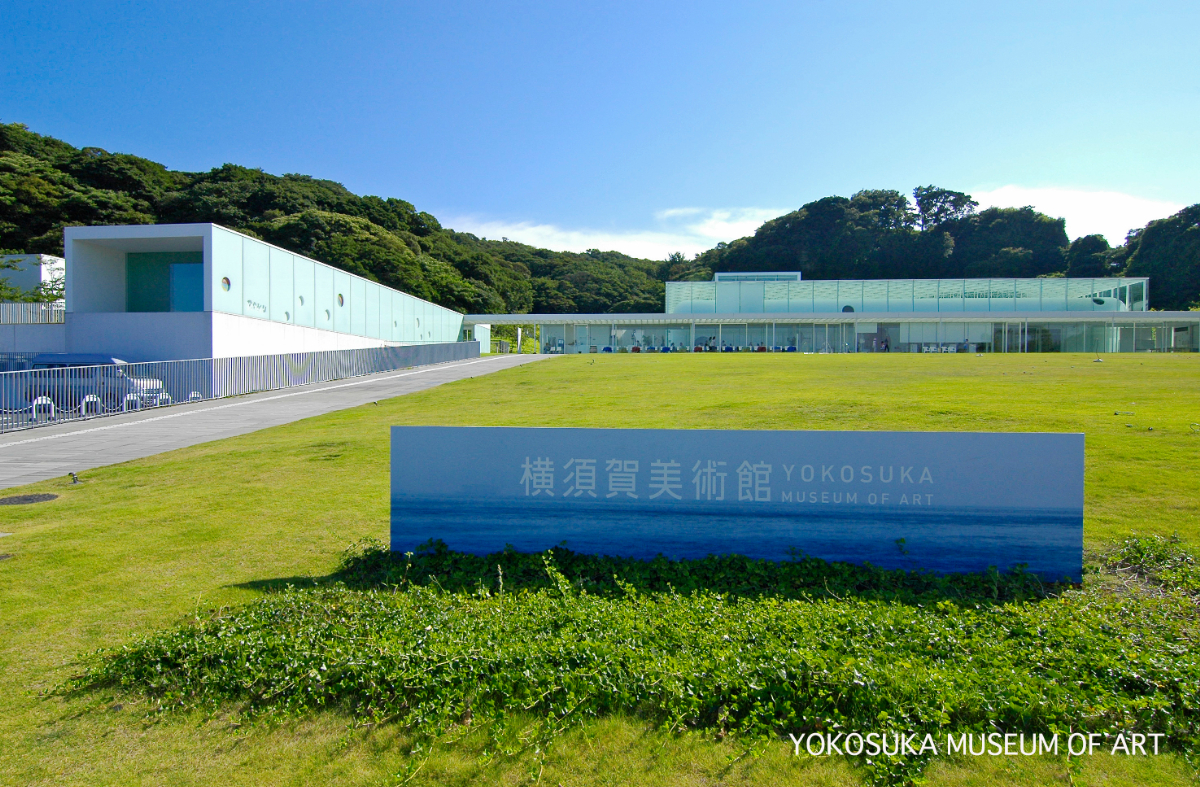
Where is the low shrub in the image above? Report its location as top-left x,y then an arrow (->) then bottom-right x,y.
67,541 -> 1200,786
1104,533 -> 1200,596
335,538 -> 1057,605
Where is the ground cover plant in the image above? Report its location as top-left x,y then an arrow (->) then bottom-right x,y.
2,353 -> 1199,786
65,539 -> 1200,786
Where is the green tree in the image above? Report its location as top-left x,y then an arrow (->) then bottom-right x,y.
1064,234 -> 1112,277
1124,204 -> 1200,310
913,186 -> 978,230
531,277 -> 578,313
963,247 -> 1033,278
851,189 -> 915,230
5,120 -> 1195,313
942,206 -> 1067,277
662,251 -> 710,282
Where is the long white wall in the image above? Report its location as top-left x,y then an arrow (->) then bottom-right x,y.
56,312 -> 405,362
65,313 -> 213,362
0,323 -> 67,353
211,311 -> 397,357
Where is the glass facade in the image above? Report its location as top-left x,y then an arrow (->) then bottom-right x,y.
666,278 -> 1149,315
474,274 -> 1193,356
524,318 -> 1199,354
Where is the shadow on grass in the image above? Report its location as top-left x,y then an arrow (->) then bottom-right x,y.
231,537 -> 1065,606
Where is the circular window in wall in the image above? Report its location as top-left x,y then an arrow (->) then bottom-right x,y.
324,309 -> 331,320
298,295 -> 305,306
842,305 -> 855,312
284,311 -> 291,321
337,294 -> 344,307
415,318 -> 421,329
220,277 -> 231,292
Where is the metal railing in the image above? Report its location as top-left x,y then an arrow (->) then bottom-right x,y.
0,342 -> 479,434
0,302 -> 65,324
0,352 -> 41,372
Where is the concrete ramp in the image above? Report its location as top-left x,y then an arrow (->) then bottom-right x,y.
0,354 -> 549,489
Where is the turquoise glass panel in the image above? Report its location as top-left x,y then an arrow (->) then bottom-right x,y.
988,280 -> 1015,311
1015,280 -> 1041,311
350,277 -> 366,336
665,283 -> 690,313
690,283 -> 716,313
333,271 -> 351,334
269,248 -> 294,323
813,282 -> 838,312
293,256 -> 315,327
715,283 -> 739,313
764,282 -> 788,312
887,280 -> 913,312
837,281 -> 863,312
241,239 -> 270,318
211,228 -> 243,315
169,262 -> 204,312
1041,279 -> 1068,310
862,281 -> 888,312
314,264 -> 334,329
379,288 -> 393,340
365,282 -> 380,338
787,281 -> 813,312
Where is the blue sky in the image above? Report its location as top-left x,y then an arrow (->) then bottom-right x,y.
2,0 -> 1196,257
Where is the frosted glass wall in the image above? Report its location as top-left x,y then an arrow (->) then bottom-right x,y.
665,279 -> 1150,315
209,227 -> 463,343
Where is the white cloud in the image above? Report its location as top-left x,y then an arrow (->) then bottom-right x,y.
970,186 -> 1185,245
653,207 -> 705,219
446,206 -> 787,260
449,189 -> 1190,258
688,208 -> 783,244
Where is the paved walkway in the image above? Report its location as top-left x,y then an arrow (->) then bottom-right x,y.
0,354 -> 550,490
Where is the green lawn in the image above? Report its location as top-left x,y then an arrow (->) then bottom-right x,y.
1,353 -> 1198,787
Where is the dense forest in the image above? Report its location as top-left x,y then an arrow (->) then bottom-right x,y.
0,123 -> 666,314
1,122 -> 1197,311
693,187 -> 1200,310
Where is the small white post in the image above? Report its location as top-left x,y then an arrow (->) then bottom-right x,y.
79,395 -> 102,416
32,396 -> 55,421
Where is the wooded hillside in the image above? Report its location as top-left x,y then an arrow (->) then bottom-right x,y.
2,123 -> 1196,311
0,123 -> 666,314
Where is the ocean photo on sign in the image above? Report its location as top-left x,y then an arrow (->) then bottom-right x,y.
390,426 -> 1084,581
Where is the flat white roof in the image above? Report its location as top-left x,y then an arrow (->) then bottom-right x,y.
465,311 -> 1200,325
64,223 -> 207,252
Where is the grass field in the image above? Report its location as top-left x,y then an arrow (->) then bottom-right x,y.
2,352 -> 1198,787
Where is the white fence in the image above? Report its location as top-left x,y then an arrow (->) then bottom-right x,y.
0,342 -> 479,434
0,302 -> 65,324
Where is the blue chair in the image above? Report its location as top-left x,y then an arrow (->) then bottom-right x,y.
786,346 -> 798,352
602,346 -> 613,353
